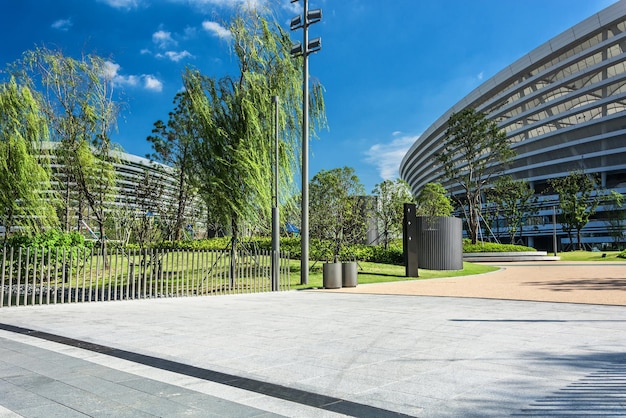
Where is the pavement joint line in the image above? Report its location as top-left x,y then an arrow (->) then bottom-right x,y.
0,322 -> 414,418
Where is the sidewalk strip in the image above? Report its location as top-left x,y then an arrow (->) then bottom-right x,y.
0,322 -> 413,418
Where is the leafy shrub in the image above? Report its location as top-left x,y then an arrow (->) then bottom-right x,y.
618,249 -> 626,259
6,230 -> 90,249
2,230 -> 94,281
463,239 -> 535,253
137,237 -> 404,264
124,236 -> 537,263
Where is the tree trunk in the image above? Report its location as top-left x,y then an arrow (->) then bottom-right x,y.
566,230 -> 574,251
468,206 -> 479,244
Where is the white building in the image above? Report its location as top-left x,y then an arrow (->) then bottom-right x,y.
400,0 -> 626,250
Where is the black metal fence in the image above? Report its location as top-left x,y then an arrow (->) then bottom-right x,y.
0,246 -> 291,307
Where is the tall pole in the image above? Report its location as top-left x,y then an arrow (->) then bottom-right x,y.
272,96 -> 280,291
301,0 -> 310,285
552,205 -> 557,256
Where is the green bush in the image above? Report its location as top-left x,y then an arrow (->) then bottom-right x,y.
463,239 -> 535,253
124,236 -> 538,262
6,230 -> 90,249
3,230 -> 94,279
618,249 -> 626,259
136,237 -> 404,264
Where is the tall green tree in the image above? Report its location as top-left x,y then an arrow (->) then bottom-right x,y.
310,167 -> 367,262
184,9 -> 326,277
486,176 -> 536,244
415,182 -> 453,218
147,91 -> 197,241
13,47 -> 119,253
372,179 -> 414,249
549,171 -> 603,250
0,78 -> 57,242
435,107 -> 514,244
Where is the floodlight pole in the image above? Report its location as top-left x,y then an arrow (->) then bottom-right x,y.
291,0 -> 321,285
301,0 -> 310,285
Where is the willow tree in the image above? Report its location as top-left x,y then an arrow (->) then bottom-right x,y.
0,78 -> 57,242
13,47 -> 119,253
184,9 -> 326,279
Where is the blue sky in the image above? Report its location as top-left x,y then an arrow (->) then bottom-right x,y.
0,0 -> 617,193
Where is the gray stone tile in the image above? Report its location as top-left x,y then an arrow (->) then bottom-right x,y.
14,403 -> 90,418
1,292 -> 626,417
0,405 -> 21,418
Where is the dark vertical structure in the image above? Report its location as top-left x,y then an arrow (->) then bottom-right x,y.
403,203 -> 419,277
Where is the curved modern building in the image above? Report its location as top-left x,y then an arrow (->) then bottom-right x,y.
400,0 -> 626,250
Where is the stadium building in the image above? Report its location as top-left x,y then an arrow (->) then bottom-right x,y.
399,0 -> 626,250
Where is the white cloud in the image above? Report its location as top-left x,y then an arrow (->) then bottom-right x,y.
155,50 -> 194,62
143,75 -> 163,92
202,21 -> 232,39
163,51 -> 194,62
51,18 -> 72,31
98,0 -> 141,9
477,71 -> 484,81
364,134 -> 419,180
181,0 -> 266,9
103,61 -> 162,92
102,61 -> 124,81
152,30 -> 177,49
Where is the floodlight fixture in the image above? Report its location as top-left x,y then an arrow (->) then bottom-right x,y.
307,9 -> 322,25
290,42 -> 303,57
290,15 -> 303,30
307,37 -> 321,54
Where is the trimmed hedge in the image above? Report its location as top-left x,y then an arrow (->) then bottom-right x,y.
121,237 -> 535,265
463,239 -> 535,253
125,237 -> 404,265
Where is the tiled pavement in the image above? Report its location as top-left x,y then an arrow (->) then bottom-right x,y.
1,269 -> 625,417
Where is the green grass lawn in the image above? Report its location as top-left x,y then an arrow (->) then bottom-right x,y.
556,251 -> 626,262
289,261 -> 498,290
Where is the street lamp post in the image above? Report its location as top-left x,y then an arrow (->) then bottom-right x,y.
290,0 -> 322,285
271,95 -> 280,291
553,205 -> 558,256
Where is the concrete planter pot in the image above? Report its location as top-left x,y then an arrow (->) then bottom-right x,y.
322,262 -> 342,289
342,262 -> 358,287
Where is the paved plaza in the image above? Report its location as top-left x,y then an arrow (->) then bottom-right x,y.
0,262 -> 625,417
